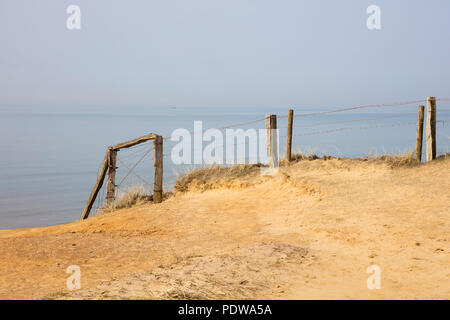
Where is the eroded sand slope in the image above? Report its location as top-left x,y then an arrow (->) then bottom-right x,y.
0,158 -> 448,299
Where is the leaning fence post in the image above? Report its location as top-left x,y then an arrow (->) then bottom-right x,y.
415,105 -> 425,162
426,96 -> 437,161
286,109 -> 294,162
80,149 -> 110,220
265,114 -> 278,168
106,147 -> 117,206
153,135 -> 163,203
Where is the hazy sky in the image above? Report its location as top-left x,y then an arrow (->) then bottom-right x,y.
1,0 -> 449,112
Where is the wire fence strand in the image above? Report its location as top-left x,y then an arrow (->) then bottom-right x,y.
279,99 -> 428,119
117,156 -> 153,188
95,97 -> 450,206
282,120 -> 450,138
116,146 -> 154,188
279,113 -> 414,129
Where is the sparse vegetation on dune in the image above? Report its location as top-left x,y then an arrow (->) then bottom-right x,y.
360,151 -> 420,168
174,164 -> 263,193
0,154 -> 449,299
100,184 -> 175,213
284,150 -> 420,168
175,152 -> 424,193
437,152 -> 450,160
100,152 -> 431,213
101,184 -> 150,213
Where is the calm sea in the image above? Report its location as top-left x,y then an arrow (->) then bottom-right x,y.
1,107 -> 448,229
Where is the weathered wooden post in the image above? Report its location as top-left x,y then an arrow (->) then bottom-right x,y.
426,96 -> 437,161
265,114 -> 278,168
106,147 -> 117,206
286,109 -> 294,162
415,105 -> 425,162
80,149 -> 110,220
153,135 -> 163,203
81,133 -> 158,220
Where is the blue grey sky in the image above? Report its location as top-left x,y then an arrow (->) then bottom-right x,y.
1,0 -> 449,113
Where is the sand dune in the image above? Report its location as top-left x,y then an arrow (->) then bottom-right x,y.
0,157 -> 449,299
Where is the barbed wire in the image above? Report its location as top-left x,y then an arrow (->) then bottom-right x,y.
158,98 -> 450,144
162,117 -> 266,141
163,138 -> 254,160
90,97 -> 450,210
118,141 -> 154,158
116,156 -> 152,188
93,180 -> 106,214
119,148 -> 154,164
116,146 -> 153,188
216,118 -> 267,131
279,113 -> 413,130
282,120 -> 450,138
279,99 -> 429,119
110,98 -> 450,185
162,118 -> 450,161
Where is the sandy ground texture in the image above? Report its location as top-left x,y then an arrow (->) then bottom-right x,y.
0,157 -> 449,299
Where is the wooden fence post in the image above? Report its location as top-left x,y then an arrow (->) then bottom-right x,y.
80,149 -> 110,220
426,96 -> 437,162
81,133 -> 160,220
415,105 -> 425,162
286,109 -> 294,162
106,147 -> 117,206
265,114 -> 278,168
153,135 -> 163,203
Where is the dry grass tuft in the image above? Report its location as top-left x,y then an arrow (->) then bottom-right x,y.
174,164 -> 263,193
101,184 -> 150,212
280,153 -> 321,166
279,149 -> 339,166
282,150 -> 420,168
436,153 -> 450,161
361,151 -> 420,168
173,151 -> 424,194
115,185 -> 150,209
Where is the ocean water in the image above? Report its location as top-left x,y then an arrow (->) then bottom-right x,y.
0,107 -> 449,229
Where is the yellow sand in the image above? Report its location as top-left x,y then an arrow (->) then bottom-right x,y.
0,158 -> 448,299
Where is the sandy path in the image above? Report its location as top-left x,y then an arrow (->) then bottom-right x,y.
0,158 -> 448,299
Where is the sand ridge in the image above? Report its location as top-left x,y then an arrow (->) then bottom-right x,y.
0,158 -> 448,299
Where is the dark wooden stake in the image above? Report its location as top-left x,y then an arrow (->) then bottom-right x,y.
81,149 -> 110,220
426,96 -> 437,162
106,147 -> 117,206
153,135 -> 163,203
265,114 -> 278,168
286,109 -> 294,162
415,105 -> 425,162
